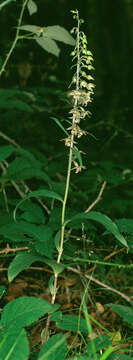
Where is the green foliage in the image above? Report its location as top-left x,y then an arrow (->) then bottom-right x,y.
0,145 -> 15,162
107,304 -> 133,325
67,211 -> 127,246
0,328 -> 29,360
0,297 -> 59,360
19,23 -> 75,57
0,89 -> 33,112
38,333 -> 67,360
0,4 -> 133,360
0,0 -> 15,11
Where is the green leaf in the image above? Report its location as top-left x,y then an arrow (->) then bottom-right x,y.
111,356 -> 133,360
7,167 -> 50,182
19,189 -> 63,202
0,328 -> 29,360
68,356 -> 91,360
54,230 -> 61,251
8,251 -> 64,282
0,0 -> 15,11
27,0 -> 37,15
100,347 -> 114,360
14,189 -> 63,220
43,258 -> 65,275
0,145 -> 15,162
0,286 -> 6,298
34,225 -> 54,257
35,37 -> 60,57
51,117 -> 69,136
107,304 -> 133,325
0,89 -> 34,113
19,24 -> 39,34
1,296 -> 59,332
0,220 -> 38,243
86,334 -> 111,354
16,148 -> 42,168
8,252 -> 44,282
20,202 -> 45,224
67,211 -> 127,247
50,181 -> 67,196
7,99 -> 33,112
43,25 -> 75,46
38,333 -> 67,360
52,314 -> 88,334
48,275 -> 55,296
6,153 -> 48,182
115,218 -> 133,234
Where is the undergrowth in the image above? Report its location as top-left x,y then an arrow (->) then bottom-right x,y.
0,2 -> 133,360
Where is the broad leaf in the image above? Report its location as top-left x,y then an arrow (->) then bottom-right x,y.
0,145 -> 15,163
14,189 -> 63,220
7,167 -> 50,183
0,221 -> 38,242
8,252 -> 44,282
107,304 -> 133,325
38,333 -> 67,360
1,296 -> 59,332
51,314 -> 88,334
19,24 -> 39,35
87,334 -> 111,354
20,202 -> 45,224
43,25 -> 75,45
35,37 -> 60,57
8,251 -> 64,282
34,226 -> 55,257
115,218 -> 133,234
4,99 -> 33,112
68,357 -> 92,360
16,148 -> 42,168
27,0 -> 37,15
42,258 -> 65,275
0,328 -> 29,360
67,211 -> 127,247
6,154 -> 44,181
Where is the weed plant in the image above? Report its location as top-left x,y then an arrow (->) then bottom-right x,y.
0,3 -> 133,360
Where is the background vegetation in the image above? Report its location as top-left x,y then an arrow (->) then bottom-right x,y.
0,0 -> 133,359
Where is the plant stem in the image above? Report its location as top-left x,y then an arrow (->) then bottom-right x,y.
0,0 -> 28,77
51,10 -> 80,306
44,11 -> 82,341
57,10 -> 80,265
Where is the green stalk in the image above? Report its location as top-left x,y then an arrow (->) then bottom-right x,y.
0,0 -> 28,77
57,10 -> 80,265
44,10 -> 94,340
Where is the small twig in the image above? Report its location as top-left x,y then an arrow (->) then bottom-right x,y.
0,0 -> 28,77
0,245 -> 28,255
104,248 -> 125,261
0,131 -> 20,148
67,266 -> 132,303
85,181 -> 107,213
85,273 -> 132,303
